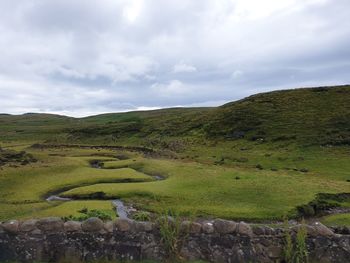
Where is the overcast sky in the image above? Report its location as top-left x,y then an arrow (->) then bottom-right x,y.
0,0 -> 349,116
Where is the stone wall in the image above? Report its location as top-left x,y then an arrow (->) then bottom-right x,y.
0,217 -> 349,262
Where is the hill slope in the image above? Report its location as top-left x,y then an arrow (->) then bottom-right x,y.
0,85 -> 349,147
206,85 -> 350,145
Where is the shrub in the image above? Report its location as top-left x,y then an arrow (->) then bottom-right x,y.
297,205 -> 315,217
256,164 -> 263,170
132,211 -> 151,221
63,208 -> 112,222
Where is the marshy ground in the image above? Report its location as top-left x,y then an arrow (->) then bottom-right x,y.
0,142 -> 349,226
1,86 -> 349,226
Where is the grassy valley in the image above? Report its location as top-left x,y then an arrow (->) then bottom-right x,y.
0,85 -> 349,226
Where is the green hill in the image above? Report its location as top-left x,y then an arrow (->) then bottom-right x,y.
0,85 -> 349,223
1,85 -> 349,147
206,85 -> 350,145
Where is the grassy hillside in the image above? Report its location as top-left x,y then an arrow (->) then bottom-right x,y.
206,85 -> 350,145
0,85 -> 349,224
1,85 -> 349,147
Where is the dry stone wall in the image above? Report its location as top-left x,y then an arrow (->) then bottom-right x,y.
0,217 -> 349,262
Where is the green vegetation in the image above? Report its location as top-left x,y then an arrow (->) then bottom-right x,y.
321,213 -> 350,226
132,211 -> 151,221
283,219 -> 309,263
2,85 -> 349,147
0,86 -> 349,224
158,211 -> 184,261
0,148 -> 37,166
63,207 -> 113,221
283,218 -> 293,263
294,220 -> 308,263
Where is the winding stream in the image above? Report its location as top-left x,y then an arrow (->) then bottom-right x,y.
45,157 -> 349,223
46,159 -> 164,219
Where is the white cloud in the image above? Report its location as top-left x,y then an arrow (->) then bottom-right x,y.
173,63 -> 197,73
231,70 -> 244,79
123,0 -> 144,23
0,0 -> 349,116
151,80 -> 190,97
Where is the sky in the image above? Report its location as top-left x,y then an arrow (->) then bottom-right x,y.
0,0 -> 349,117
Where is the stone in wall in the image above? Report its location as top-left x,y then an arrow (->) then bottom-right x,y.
0,217 -> 349,262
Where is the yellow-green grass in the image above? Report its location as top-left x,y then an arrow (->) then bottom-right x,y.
184,141 -> 350,182
321,213 -> 350,226
0,157 -> 151,202
62,158 -> 349,221
22,200 -> 117,220
0,145 -> 349,222
0,203 -> 53,221
0,148 -> 152,220
103,159 -> 138,169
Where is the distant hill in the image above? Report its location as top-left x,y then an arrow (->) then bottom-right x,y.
206,85 -> 350,146
1,85 -> 349,147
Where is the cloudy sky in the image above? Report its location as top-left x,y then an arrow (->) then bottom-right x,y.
0,0 -> 349,116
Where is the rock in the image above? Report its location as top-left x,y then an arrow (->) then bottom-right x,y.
19,219 -> 38,232
30,228 -> 42,236
213,219 -> 237,234
64,221 -> 82,232
252,226 -> 265,236
292,224 -> 317,237
264,226 -> 275,235
37,217 -> 64,232
339,226 -> 350,235
274,227 -> 284,235
202,222 -> 214,234
237,222 -> 253,237
104,221 -> 114,233
156,216 -> 175,226
2,220 -> 19,234
312,222 -> 334,237
82,217 -> 104,232
180,221 -> 201,234
135,221 -> 153,232
260,237 -> 272,247
268,246 -> 282,259
115,218 -> 134,232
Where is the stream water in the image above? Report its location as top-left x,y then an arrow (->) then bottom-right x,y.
46,159 -> 164,219
46,195 -> 72,202
111,200 -> 128,219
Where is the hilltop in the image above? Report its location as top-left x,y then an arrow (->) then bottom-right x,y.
1,85 -> 349,148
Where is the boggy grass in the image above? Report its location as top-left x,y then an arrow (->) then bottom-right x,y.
60,156 -> 349,221
0,145 -> 349,223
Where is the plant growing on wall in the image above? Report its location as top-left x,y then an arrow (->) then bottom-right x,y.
158,210 -> 185,262
283,217 -> 309,263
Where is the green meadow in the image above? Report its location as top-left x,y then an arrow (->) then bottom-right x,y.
0,86 -> 349,225
0,143 -> 349,224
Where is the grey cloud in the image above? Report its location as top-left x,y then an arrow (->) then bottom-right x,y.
0,0 -> 349,116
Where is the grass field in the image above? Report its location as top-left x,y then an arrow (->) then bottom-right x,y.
0,142 -> 349,224
0,86 -> 349,225
321,213 -> 350,226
